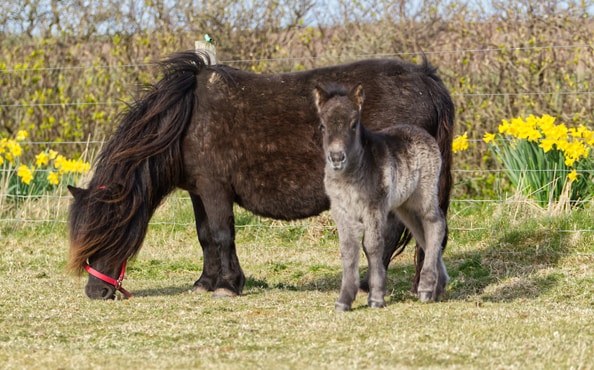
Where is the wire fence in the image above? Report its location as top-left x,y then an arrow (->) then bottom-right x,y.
2,47 -> 594,258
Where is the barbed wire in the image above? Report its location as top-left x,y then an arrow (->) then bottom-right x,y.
0,43 -> 590,73
1,90 -> 592,109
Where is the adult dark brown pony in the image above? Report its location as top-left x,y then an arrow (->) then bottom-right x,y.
68,51 -> 454,300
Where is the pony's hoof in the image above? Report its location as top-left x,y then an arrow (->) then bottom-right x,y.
212,288 -> 238,298
190,285 -> 210,294
335,302 -> 351,312
368,300 -> 385,309
418,291 -> 433,303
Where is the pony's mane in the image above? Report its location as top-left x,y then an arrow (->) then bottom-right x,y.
68,51 -> 209,273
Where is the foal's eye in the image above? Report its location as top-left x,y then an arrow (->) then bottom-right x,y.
350,120 -> 358,131
319,122 -> 325,131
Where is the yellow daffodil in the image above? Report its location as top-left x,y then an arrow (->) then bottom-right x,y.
483,132 -> 495,144
17,164 -> 34,185
452,132 -> 469,153
15,130 -> 29,141
567,169 -> 578,182
35,152 -> 50,167
47,171 -> 60,185
7,140 -> 22,159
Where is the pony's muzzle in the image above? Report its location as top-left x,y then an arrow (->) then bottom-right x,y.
85,278 -> 116,300
327,151 -> 347,170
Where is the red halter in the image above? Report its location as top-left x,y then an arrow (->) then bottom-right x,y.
83,260 -> 133,299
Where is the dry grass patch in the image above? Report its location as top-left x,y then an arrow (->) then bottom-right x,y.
0,199 -> 593,369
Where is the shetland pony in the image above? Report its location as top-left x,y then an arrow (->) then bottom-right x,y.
68,51 -> 454,299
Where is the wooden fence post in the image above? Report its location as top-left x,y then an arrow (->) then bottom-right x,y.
195,40 -> 217,65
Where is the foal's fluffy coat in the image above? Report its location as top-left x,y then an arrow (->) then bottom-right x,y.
315,84 -> 449,311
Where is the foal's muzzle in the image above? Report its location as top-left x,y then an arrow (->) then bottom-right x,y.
328,151 -> 347,170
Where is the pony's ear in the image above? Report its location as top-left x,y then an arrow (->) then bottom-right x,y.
67,185 -> 86,199
349,83 -> 365,111
313,85 -> 330,112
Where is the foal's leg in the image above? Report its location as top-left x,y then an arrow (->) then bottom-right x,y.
361,217 -> 387,308
396,206 -> 445,302
360,212 -> 407,293
334,211 -> 363,312
413,208 -> 447,302
435,223 -> 450,299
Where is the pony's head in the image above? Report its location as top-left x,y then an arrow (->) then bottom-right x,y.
314,83 -> 365,172
66,52 -> 204,299
68,184 -> 142,299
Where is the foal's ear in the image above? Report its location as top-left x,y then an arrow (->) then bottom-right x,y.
349,83 -> 365,111
313,85 -> 330,112
67,185 -> 86,199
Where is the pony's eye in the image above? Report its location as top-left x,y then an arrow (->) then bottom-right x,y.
319,122 -> 325,131
350,120 -> 358,131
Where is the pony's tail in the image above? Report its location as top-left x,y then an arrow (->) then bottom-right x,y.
427,63 -> 455,222
409,61 -> 454,292
387,58 -> 455,262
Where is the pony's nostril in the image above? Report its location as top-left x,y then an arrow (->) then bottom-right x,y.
101,287 -> 115,300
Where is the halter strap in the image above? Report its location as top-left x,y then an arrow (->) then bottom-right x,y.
83,260 -> 133,299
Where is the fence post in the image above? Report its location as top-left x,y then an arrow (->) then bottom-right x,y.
195,40 -> 217,65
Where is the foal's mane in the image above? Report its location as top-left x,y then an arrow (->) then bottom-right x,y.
69,51 -> 209,273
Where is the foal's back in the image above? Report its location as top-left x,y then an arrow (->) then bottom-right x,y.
377,124 -> 442,208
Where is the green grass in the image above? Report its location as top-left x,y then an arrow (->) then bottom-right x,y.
0,197 -> 593,369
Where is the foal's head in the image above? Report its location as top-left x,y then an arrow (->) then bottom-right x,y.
314,83 -> 365,172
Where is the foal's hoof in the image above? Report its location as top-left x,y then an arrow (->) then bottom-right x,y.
335,302 -> 351,312
418,291 -> 433,303
368,300 -> 386,309
212,288 -> 238,298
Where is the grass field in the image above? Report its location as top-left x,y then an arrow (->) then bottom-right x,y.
0,196 -> 593,369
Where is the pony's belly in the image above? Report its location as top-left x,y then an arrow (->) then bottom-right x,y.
235,185 -> 330,220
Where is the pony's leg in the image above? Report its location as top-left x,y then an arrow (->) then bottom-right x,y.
411,244 -> 425,294
361,218 -> 387,309
190,191 -> 245,297
190,193 -> 220,293
334,211 -> 362,312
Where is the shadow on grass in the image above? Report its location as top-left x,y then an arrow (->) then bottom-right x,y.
442,225 -> 570,303
129,218 -> 573,303
251,225 -> 573,304
132,285 -> 192,297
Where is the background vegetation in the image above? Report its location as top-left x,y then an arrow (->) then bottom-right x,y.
1,0 -> 593,198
